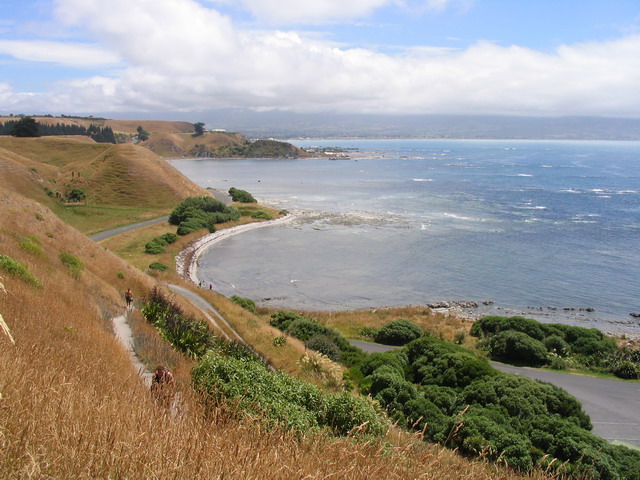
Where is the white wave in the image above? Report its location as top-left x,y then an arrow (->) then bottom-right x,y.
516,205 -> 547,210
413,178 -> 433,182
516,174 -> 535,177
443,212 -> 489,222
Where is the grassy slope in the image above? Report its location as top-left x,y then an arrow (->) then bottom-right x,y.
141,131 -> 248,157
0,190 -> 547,479
0,136 -> 208,234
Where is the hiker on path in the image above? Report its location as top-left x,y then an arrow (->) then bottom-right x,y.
125,288 -> 133,309
151,365 -> 175,408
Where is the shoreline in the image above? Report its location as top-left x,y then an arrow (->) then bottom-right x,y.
175,214 -> 297,285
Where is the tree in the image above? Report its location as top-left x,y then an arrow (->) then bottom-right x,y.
193,122 -> 205,136
11,117 -> 39,137
136,125 -> 150,142
67,188 -> 86,203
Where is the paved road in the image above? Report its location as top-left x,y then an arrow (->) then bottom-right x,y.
89,215 -> 170,241
350,340 -> 640,446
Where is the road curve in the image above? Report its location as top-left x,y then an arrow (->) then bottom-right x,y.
89,216 -> 170,242
350,339 -> 640,446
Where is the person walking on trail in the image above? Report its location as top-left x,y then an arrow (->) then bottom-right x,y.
125,288 -> 133,309
151,365 -> 175,407
152,365 -> 174,388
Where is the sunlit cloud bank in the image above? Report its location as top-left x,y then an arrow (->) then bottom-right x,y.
2,0 -> 639,117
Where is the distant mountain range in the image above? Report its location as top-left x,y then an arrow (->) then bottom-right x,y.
197,110 -> 640,141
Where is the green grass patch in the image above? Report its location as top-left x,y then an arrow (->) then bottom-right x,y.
18,234 -> 45,257
59,252 -> 84,279
0,254 -> 41,287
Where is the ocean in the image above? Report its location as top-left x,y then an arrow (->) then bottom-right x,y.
169,139 -> 640,336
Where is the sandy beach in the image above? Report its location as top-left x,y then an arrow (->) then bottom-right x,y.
176,214 -> 296,285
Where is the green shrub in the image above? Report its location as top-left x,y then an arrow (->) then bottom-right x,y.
286,318 -> 328,341
611,361 -> 640,379
192,351 -> 385,437
374,318 -> 424,346
251,211 -> 273,220
148,262 -> 169,272
141,287 -> 216,359
0,254 -> 41,287
306,334 -> 341,361
169,197 -> 240,235
231,295 -> 257,313
116,270 -> 125,279
543,334 -> 570,356
59,252 -> 84,279
272,335 -> 287,347
270,310 -> 307,330
453,330 -> 466,344
228,187 -> 257,203
358,326 -> 378,338
159,233 -> 179,244
470,316 -> 546,340
484,330 -> 548,366
144,240 -> 166,254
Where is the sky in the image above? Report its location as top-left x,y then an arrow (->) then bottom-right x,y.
1,0 -> 640,118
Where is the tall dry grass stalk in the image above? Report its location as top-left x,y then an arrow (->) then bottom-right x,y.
0,189 -> 553,479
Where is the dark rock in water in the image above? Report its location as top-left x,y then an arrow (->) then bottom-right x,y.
428,301 -> 451,309
630,312 -> 640,319
483,300 -> 494,305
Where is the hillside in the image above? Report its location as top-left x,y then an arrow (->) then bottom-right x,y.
0,136 -> 207,234
141,131 -> 309,158
0,178 -> 543,478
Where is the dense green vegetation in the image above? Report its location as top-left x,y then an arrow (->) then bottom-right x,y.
228,187 -> 256,203
356,334 -> 640,478
374,318 -> 424,345
471,316 -> 639,379
0,117 -> 116,142
270,311 -> 365,366
141,287 -> 217,359
144,232 -> 179,254
141,289 -> 385,438
169,196 -> 240,235
192,351 -> 386,437
231,295 -> 257,313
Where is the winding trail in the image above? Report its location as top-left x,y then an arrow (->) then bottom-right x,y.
111,309 -> 153,386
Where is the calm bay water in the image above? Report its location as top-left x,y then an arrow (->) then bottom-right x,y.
170,139 -> 640,335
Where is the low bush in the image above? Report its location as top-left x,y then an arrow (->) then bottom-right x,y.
483,330 -> 549,366
374,318 -> 423,346
229,187 -> 257,203
306,334 -> 341,361
144,240 -> 166,254
270,311 -> 306,330
58,252 -> 84,279
192,351 -> 386,437
251,211 -> 273,220
19,234 -> 44,256
230,295 -> 257,313
0,254 -> 41,287
170,197 -> 240,235
141,287 -> 216,359
148,262 -> 168,272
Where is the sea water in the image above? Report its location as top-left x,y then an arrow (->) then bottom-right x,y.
169,139 -> 640,335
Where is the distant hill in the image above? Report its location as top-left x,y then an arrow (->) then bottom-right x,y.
197,109 -> 640,140
141,131 -> 308,158
0,136 -> 208,234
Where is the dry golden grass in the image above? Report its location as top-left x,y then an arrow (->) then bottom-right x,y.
0,136 -> 208,234
142,131 -> 248,157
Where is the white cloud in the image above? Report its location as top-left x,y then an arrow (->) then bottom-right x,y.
0,40 -> 120,67
217,0 -> 392,24
2,0 -> 640,117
